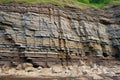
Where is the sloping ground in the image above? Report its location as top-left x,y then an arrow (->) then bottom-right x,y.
0,0 -> 120,8
0,0 -> 87,9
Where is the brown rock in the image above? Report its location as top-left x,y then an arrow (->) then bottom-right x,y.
16,64 -> 23,70
22,63 -> 33,69
25,67 -> 36,72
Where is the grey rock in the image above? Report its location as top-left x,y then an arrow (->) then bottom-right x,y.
0,3 -> 119,68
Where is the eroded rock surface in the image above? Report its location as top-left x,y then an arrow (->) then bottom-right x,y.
0,3 -> 119,57
0,3 -> 120,80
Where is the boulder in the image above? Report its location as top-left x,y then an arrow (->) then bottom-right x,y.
105,72 -> 116,77
92,74 -> 103,80
2,63 -> 11,72
15,70 -> 27,76
16,64 -> 23,70
7,68 -> 17,75
40,68 -> 52,76
93,68 -> 102,74
68,66 -> 73,70
22,63 -> 33,69
79,60 -> 86,66
93,64 -> 98,69
52,66 -> 63,73
79,66 -> 91,74
25,67 -> 37,72
77,77 -> 89,80
86,73 -> 103,80
0,68 -> 2,73
64,69 -> 70,73
103,77 -> 113,80
102,67 -> 109,74
37,66 -> 42,70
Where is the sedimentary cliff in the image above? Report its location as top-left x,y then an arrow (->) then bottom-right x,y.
0,2 -> 119,58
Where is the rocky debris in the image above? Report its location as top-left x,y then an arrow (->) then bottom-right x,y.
16,63 -> 33,70
110,66 -> 120,76
0,61 -> 119,80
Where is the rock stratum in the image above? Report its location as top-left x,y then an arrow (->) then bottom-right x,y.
0,2 -> 119,66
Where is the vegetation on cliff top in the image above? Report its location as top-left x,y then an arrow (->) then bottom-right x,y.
0,0 -> 120,8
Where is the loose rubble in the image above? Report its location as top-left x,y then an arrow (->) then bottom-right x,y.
0,61 -> 120,80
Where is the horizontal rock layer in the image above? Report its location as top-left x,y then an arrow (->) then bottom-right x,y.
0,2 -> 119,57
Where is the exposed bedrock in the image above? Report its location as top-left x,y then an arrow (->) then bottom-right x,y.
0,3 -> 119,62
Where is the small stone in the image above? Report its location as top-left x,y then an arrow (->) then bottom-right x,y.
93,64 -> 98,69
68,66 -> 73,70
79,60 -> 86,66
105,72 -> 116,77
102,68 -> 109,74
37,66 -> 42,70
65,69 -> 70,73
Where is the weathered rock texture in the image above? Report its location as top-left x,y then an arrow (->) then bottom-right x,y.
0,2 -> 119,65
0,61 -> 120,79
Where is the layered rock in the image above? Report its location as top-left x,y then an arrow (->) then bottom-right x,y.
104,5 -> 120,56
0,2 -> 119,60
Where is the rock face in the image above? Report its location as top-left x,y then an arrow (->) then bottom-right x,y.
104,5 -> 120,57
0,2 -> 119,65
